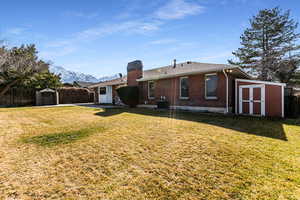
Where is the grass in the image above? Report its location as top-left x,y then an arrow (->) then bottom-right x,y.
0,106 -> 299,199
21,127 -> 105,147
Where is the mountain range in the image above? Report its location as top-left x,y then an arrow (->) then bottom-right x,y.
49,66 -> 120,83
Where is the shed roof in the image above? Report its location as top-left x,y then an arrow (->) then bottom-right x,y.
39,88 -> 56,93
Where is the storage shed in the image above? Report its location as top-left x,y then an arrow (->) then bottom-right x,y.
36,88 -> 59,106
235,79 -> 286,118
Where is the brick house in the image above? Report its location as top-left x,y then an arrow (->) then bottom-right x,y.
91,60 -> 286,117
130,60 -> 285,117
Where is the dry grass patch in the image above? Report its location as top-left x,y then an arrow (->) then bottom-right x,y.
21,126 -> 105,147
0,106 -> 299,199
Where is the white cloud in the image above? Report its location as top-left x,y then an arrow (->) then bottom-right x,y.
42,0 -> 205,60
39,46 -> 77,58
45,0 -> 205,52
154,0 -> 204,20
62,11 -> 98,19
5,27 -> 27,35
77,20 -> 161,40
149,39 -> 177,45
46,20 -> 162,49
197,51 -> 233,63
41,19 -> 163,60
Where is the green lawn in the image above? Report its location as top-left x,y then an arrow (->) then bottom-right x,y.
0,106 -> 299,199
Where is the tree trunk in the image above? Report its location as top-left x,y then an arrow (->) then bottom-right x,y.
0,79 -> 19,98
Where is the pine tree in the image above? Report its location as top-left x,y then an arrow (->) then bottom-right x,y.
229,7 -> 300,82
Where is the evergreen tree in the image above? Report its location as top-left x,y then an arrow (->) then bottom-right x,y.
23,72 -> 62,90
229,7 -> 300,82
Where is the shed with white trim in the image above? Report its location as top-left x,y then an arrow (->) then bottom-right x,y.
235,79 -> 286,118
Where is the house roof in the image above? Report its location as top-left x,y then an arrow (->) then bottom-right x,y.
88,76 -> 127,88
137,62 -> 251,81
73,81 -> 95,88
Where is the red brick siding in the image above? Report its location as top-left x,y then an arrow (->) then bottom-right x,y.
228,75 -> 235,108
128,69 -> 142,86
112,85 -> 117,100
139,72 -> 228,108
93,87 -> 99,104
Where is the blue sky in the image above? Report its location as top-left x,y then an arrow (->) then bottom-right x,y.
1,0 -> 299,77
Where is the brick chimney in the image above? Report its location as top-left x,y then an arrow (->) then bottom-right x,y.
127,60 -> 143,86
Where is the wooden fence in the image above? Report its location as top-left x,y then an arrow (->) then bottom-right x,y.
285,95 -> 300,118
0,88 -> 36,106
57,87 -> 94,104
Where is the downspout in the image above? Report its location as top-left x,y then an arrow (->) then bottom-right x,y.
223,69 -> 229,114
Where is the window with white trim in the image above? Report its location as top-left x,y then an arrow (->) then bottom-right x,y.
148,81 -> 155,99
180,77 -> 189,99
205,74 -> 218,99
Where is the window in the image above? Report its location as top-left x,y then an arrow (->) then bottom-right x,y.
100,87 -> 106,95
148,81 -> 155,99
205,74 -> 218,99
180,77 -> 189,99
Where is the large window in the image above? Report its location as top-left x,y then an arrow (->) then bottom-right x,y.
100,87 -> 106,95
205,74 -> 218,99
180,77 -> 189,99
148,81 -> 155,99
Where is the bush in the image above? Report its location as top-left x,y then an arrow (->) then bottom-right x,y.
116,86 -> 139,107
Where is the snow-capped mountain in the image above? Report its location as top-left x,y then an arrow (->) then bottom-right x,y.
49,66 -> 120,83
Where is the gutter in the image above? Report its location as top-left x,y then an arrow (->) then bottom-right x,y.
223,69 -> 229,114
137,66 -> 238,82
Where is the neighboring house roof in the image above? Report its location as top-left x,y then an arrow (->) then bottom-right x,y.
73,81 -> 95,88
88,76 -> 127,88
137,62 -> 251,82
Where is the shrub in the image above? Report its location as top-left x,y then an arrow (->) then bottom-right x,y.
116,86 -> 139,107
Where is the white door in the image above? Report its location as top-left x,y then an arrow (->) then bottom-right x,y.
99,86 -> 113,104
239,85 -> 265,116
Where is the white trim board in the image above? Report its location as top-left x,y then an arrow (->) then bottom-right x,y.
236,79 -> 286,86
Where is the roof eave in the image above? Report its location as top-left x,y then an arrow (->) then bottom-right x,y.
88,81 -> 126,88
236,67 -> 252,79
137,66 -> 243,82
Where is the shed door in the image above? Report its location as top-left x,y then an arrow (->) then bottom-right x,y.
99,86 -> 113,104
239,85 -> 265,116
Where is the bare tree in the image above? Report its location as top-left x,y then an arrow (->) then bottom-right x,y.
0,44 -> 49,97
